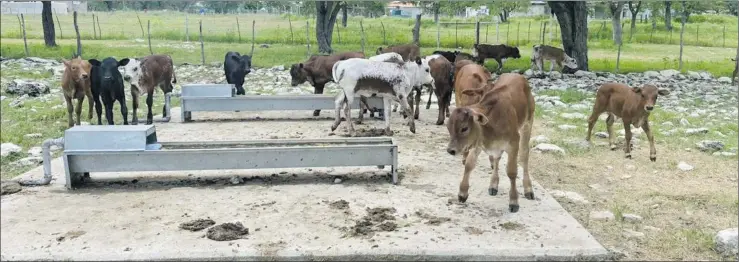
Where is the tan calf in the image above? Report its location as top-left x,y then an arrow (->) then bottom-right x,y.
453,62 -> 491,108
586,83 -> 670,161
61,57 -> 93,127
446,73 -> 535,213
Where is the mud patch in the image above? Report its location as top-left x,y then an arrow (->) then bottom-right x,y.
415,210 -> 451,226
498,221 -> 524,230
55,230 -> 86,242
464,226 -> 486,235
206,222 -> 249,241
179,219 -> 216,232
348,207 -> 398,237
329,199 -> 349,210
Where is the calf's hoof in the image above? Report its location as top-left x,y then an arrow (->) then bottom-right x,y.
409,125 -> 416,134
488,188 -> 498,196
384,129 -> 394,136
457,194 -> 468,203
509,204 -> 520,213
650,156 -> 656,162
610,145 -> 618,151
524,192 -> 535,200
625,154 -> 632,159
435,120 -> 444,125
330,124 -> 339,132
146,120 -> 153,125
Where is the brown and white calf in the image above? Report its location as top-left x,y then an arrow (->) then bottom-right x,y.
122,55 -> 177,125
586,83 -> 670,161
446,73 -> 535,213
376,43 -> 421,62
471,44 -> 521,73
61,57 -> 93,127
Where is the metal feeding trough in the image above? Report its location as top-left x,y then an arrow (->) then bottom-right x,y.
179,84 -> 385,122
62,125 -> 399,189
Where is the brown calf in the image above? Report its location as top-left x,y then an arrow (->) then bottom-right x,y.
289,52 -> 368,117
376,43 -> 421,62
446,73 -> 535,213
453,62 -> 491,107
586,83 -> 670,161
61,57 -> 93,127
122,55 -> 177,125
426,54 -> 454,125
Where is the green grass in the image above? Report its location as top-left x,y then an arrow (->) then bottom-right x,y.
2,12 -> 737,48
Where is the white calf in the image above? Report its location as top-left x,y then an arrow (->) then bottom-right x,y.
331,57 -> 434,136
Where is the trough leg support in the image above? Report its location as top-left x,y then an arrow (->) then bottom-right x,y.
392,146 -> 398,185
63,155 -> 87,189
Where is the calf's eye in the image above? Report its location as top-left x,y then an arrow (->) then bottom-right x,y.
461,127 -> 468,133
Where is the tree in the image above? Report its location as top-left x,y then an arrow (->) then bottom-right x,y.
608,1 -> 625,45
104,1 -> 114,11
678,1 -> 688,70
42,1 -> 56,47
315,1 -> 344,54
492,0 -> 527,23
664,1 -> 672,31
549,1 -> 589,72
341,4 -> 347,27
728,0 -> 738,16
627,1 -> 641,41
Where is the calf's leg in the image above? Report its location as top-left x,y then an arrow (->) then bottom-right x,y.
495,58 -> 504,73
344,96 -> 356,137
519,121 -> 534,200
119,97 -> 129,125
623,119 -> 633,159
75,97 -> 84,126
103,95 -> 114,125
145,89 -> 155,125
506,145 -> 521,213
606,113 -> 617,150
458,147 -> 480,203
330,94 -> 345,132
131,87 -> 140,125
413,87 -> 421,120
426,89 -> 433,110
488,154 -> 501,196
65,96 -> 75,127
85,89 -> 94,120
382,97 -> 393,136
92,89 -> 103,125
398,93 -> 416,134
435,93 -> 445,125
643,120 -> 656,162
312,83 -> 325,117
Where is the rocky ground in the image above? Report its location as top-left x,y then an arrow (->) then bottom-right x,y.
1,57 -> 738,260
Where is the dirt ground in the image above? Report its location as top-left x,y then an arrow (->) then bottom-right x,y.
0,106 -> 609,261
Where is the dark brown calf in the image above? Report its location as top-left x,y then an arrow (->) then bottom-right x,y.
472,44 -> 521,73
586,83 -> 671,161
61,57 -> 93,127
426,54 -> 454,125
122,55 -> 177,125
376,43 -> 421,62
446,73 -> 535,213
289,52 -> 366,116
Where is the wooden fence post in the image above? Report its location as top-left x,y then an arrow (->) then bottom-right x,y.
436,20 -> 440,48
360,20 -> 366,54
455,22 -> 458,47
236,17 -> 241,42
305,21 -> 311,57
475,21 -> 480,45
506,22 -> 510,45
54,9 -> 62,39
527,21 -> 531,44
74,11 -> 81,56
516,22 -> 520,46
250,20 -> 255,57
18,14 -> 28,57
678,17 -> 686,71
185,15 -> 189,42
288,16 -> 294,44
723,24 -> 726,48
147,20 -> 153,55
136,12 -> 144,38
92,14 -> 97,40
199,20 -> 205,65
485,23 -> 489,42
381,21 -> 387,45
541,21 -> 548,44
616,41 -> 622,73
96,15 -> 102,39
496,21 -> 499,43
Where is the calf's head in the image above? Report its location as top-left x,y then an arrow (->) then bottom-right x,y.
236,54 -> 252,75
633,84 -> 670,112
446,106 -> 489,156
289,63 -> 310,86
89,57 -> 129,82
413,57 -> 434,86
121,58 -> 142,85
563,55 -> 578,69
62,57 -> 91,82
506,46 -> 522,59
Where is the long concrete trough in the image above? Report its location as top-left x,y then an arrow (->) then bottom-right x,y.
180,84 -> 385,122
62,125 -> 399,189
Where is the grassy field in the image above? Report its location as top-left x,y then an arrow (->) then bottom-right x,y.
1,11 -> 737,48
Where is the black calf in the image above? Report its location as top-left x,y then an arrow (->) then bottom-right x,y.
224,51 -> 253,95
89,57 -> 129,125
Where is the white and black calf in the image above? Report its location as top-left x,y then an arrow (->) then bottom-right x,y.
121,55 -> 177,125
223,51 -> 252,95
330,57 -> 434,137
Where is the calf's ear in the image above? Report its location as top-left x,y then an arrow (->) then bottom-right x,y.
88,59 -> 101,66
415,57 -> 422,65
471,110 -> 489,125
62,59 -> 70,66
298,63 -> 304,69
632,87 -> 642,93
118,58 -> 130,66
657,88 -> 671,96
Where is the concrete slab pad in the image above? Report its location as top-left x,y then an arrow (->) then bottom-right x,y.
1,107 -> 609,261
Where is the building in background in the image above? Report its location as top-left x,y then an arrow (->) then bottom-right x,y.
387,1 -> 421,18
1,1 -> 87,14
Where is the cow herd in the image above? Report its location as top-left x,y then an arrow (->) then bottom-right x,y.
57,41 -> 672,213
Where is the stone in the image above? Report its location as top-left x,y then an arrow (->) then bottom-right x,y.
524,69 -> 534,77
699,71 -> 712,80
679,118 -> 690,126
334,177 -> 343,184
574,70 -> 596,79
560,112 -> 586,120
230,176 -> 241,185
531,135 -> 549,144
534,143 -> 566,155
548,71 -> 562,79
15,157 -> 42,167
718,77 -> 732,83
622,214 -> 643,223
687,71 -> 701,79
713,152 -> 737,157
549,190 -> 589,204
589,210 -> 615,221
659,69 -> 680,78
677,161 -> 694,171
696,140 -> 724,152
565,139 -> 590,149
6,80 -> 50,97
685,128 -> 709,135
0,181 -> 22,195
622,229 -> 645,239
1,143 -> 22,157
714,228 -> 738,257
27,147 -> 42,157
594,132 -> 609,138
557,124 -> 577,131
643,71 -> 660,78
23,133 -> 42,139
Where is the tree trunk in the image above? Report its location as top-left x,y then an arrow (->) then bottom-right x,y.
315,1 -> 343,54
42,1 -> 56,47
628,1 -> 641,41
549,1 -> 589,72
105,1 -> 114,11
609,2 -> 624,44
664,1 -> 672,30
341,4 -> 347,28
